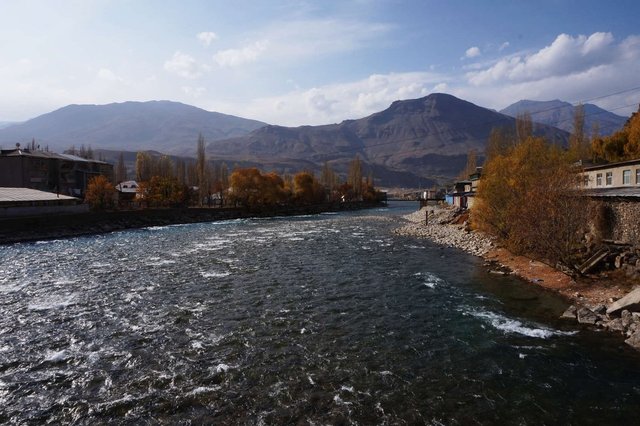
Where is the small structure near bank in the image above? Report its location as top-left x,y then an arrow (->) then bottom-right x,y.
0,187 -> 87,217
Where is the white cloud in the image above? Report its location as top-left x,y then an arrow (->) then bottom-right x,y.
163,51 -> 208,79
465,46 -> 481,58
197,31 -> 218,46
97,68 -> 122,82
499,41 -> 510,51
213,40 -> 269,67
467,32 -> 616,85
453,33 -> 640,116
182,86 -> 207,98
211,71 -> 444,126
211,18 -> 390,68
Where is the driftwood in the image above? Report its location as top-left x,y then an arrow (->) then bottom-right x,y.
577,247 -> 610,275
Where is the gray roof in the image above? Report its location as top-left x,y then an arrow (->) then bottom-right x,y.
0,187 -> 79,202
0,148 -> 108,164
582,187 -> 640,198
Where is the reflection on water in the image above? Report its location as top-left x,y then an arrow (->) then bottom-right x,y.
0,202 -> 639,424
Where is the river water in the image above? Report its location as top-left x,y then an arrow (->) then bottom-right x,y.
1,202 -> 640,424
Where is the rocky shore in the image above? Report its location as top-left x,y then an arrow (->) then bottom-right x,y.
395,205 -> 640,351
393,205 -> 494,256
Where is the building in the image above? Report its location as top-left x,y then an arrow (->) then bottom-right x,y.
581,158 -> 640,190
579,159 -> 640,244
0,187 -> 87,217
0,146 -> 113,197
448,167 -> 482,209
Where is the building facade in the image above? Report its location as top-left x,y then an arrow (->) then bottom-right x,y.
0,147 -> 113,197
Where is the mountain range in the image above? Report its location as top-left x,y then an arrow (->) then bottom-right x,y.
0,101 -> 266,155
1,94 -> 621,187
500,99 -> 626,137
206,93 -> 570,185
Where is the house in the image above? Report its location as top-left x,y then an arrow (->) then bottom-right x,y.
579,159 -> 640,244
581,158 -> 640,190
448,167 -> 483,209
115,180 -> 140,206
0,145 -> 114,197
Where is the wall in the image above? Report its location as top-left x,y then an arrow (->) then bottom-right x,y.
591,199 -> 640,244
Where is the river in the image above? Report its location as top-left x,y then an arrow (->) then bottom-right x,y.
1,201 -> 640,424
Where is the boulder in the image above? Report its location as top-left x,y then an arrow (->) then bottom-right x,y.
625,330 -> 640,351
607,287 -> 640,315
622,310 -> 633,328
577,307 -> 598,325
560,305 -> 577,320
592,304 -> 607,315
605,318 -> 625,332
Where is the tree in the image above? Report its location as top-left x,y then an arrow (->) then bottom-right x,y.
348,155 -> 363,199
486,126 -> 514,163
135,151 -> 153,182
459,149 -> 477,179
196,134 -> 208,205
293,171 -> 325,205
85,175 -> 116,211
115,152 -> 127,184
515,112 -> 533,144
569,103 -> 588,161
473,136 -> 588,268
138,176 -> 187,208
228,168 -> 289,209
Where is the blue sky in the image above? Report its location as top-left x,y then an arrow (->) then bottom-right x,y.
1,0 -> 639,125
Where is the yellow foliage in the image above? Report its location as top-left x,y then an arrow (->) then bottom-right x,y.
85,175 -> 116,211
473,136 -> 587,266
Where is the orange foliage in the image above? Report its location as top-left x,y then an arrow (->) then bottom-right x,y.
85,175 -> 116,211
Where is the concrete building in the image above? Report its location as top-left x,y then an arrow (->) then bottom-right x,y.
0,146 -> 113,197
581,158 -> 640,190
0,187 -> 87,217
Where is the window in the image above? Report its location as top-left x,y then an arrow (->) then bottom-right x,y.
636,169 -> 640,185
606,172 -> 613,185
583,175 -> 589,187
596,173 -> 602,186
623,169 -> 631,185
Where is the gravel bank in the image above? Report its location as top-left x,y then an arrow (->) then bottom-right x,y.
393,205 -> 494,256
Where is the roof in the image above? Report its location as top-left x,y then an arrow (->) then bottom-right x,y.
583,158 -> 640,172
0,148 -> 108,164
0,187 -> 79,203
583,187 -> 640,198
115,180 -> 139,193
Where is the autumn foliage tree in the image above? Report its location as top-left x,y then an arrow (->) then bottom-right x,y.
138,176 -> 188,208
473,136 -> 588,268
293,172 -> 325,205
85,175 -> 116,211
591,104 -> 640,162
228,168 -> 289,209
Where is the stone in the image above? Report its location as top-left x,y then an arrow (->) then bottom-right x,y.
606,318 -> 625,332
607,287 -> 640,315
560,305 -> 577,320
625,330 -> 640,351
622,310 -> 633,328
591,304 -> 607,315
577,307 -> 598,325
632,312 -> 640,322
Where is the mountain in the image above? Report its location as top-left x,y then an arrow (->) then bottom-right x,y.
0,121 -> 18,130
500,99 -> 627,137
0,101 -> 266,155
207,93 -> 569,186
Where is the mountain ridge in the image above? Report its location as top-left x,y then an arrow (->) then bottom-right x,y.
207,93 -> 570,185
500,99 -> 627,136
0,100 -> 267,154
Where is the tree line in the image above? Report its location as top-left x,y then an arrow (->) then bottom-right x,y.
85,134 -> 382,211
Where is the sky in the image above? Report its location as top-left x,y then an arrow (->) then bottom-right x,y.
1,0 -> 639,126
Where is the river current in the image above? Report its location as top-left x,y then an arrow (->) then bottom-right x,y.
1,202 -> 640,424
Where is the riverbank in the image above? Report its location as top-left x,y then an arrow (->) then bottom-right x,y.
0,201 -> 384,245
394,205 -> 633,307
